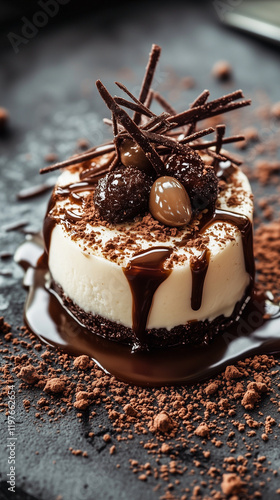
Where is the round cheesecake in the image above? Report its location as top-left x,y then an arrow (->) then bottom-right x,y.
44,154 -> 253,348
41,45 -> 254,349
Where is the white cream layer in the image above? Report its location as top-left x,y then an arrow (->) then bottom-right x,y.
48,167 -> 253,330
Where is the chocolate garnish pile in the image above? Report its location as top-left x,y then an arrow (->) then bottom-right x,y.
40,44 -> 249,227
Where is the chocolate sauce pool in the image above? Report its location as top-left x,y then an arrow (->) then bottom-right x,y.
15,234 -> 280,387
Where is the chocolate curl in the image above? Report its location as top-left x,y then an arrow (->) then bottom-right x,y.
108,154 -> 121,171
206,149 -> 243,166
153,91 -> 177,115
203,99 -> 251,121
133,44 -> 161,125
193,134 -> 245,150
96,79 -> 165,175
142,112 -> 172,133
143,131 -> 187,154
168,90 -> 250,129
213,124 -> 226,170
167,105 -> 202,128
40,144 -> 115,174
185,89 -> 210,136
179,127 -> 215,145
80,151 -> 120,180
208,89 -> 244,109
144,89 -> 154,110
215,125 -> 226,154
112,113 -> 121,162
190,89 -> 210,107
114,96 -> 154,118
112,114 -> 118,138
115,81 -> 156,118
103,117 -> 113,126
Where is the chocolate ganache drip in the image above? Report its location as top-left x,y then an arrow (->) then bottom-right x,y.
123,247 -> 172,348
199,208 -> 255,288
190,249 -> 210,311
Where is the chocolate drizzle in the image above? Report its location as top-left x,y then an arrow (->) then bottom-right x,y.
199,208 -> 255,288
123,247 -> 172,348
190,249 -> 210,311
43,215 -> 57,254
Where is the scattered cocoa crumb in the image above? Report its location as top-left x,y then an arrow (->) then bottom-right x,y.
44,378 -> 65,394
77,138 -> 90,149
271,102 -> 280,119
44,152 -> 58,163
149,411 -> 174,433
212,60 -> 232,81
74,391 -> 91,410
123,404 -> 139,417
73,355 -> 92,370
224,365 -> 243,380
205,381 -> 219,395
194,423 -> 209,438
221,473 -> 244,496
0,107 -> 9,130
18,364 -> 40,384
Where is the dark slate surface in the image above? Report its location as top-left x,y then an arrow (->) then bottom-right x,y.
0,1 -> 280,499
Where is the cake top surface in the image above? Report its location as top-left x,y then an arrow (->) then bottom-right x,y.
49,160 -> 253,267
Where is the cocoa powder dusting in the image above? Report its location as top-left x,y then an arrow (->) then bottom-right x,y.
1,288 -> 280,499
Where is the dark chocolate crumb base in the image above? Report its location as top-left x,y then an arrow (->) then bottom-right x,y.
52,281 -> 248,349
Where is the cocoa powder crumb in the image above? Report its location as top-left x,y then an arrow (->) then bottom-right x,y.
18,364 -> 40,384
149,411 -> 174,433
0,107 -> 9,130
194,423 -> 209,438
221,473 -> 244,496
271,102 -> 280,119
73,355 -> 92,370
103,434 -> 111,443
205,382 -> 219,395
212,60 -> 232,81
44,378 -> 65,394
224,366 -> 243,380
123,404 -> 139,417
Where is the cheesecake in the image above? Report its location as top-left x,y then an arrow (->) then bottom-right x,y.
41,44 -> 254,350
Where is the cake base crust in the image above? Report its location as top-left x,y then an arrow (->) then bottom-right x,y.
52,281 -> 249,349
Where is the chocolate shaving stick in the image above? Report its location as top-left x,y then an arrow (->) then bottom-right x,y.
96,80 -> 165,176
133,44 -> 161,125
193,134 -> 245,150
144,89 -> 154,110
185,89 -> 210,136
115,81 -> 156,119
153,91 -> 177,115
180,127 -> 214,145
213,124 -> 226,171
114,97 -> 154,118
40,144 -> 115,174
